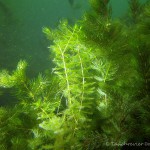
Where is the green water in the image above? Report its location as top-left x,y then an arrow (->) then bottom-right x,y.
0,0 -> 148,104
0,0 -> 89,75
0,0 -> 146,75
0,0 -> 149,149
110,0 -> 147,18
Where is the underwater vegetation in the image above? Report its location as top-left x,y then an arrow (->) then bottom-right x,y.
0,0 -> 149,149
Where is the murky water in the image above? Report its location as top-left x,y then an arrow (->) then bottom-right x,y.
0,0 -> 148,106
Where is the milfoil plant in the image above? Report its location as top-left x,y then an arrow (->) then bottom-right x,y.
0,0 -> 149,149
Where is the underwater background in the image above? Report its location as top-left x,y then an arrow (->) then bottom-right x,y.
0,0 -> 147,105
0,0 -> 149,149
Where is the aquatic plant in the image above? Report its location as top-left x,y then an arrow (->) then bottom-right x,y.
0,0 -> 149,149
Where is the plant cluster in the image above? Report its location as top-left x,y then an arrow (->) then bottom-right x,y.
0,0 -> 149,149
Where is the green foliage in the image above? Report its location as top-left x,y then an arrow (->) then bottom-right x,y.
0,0 -> 149,149
89,0 -> 112,18
128,0 -> 143,23
0,60 -> 27,88
0,105 -> 37,150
